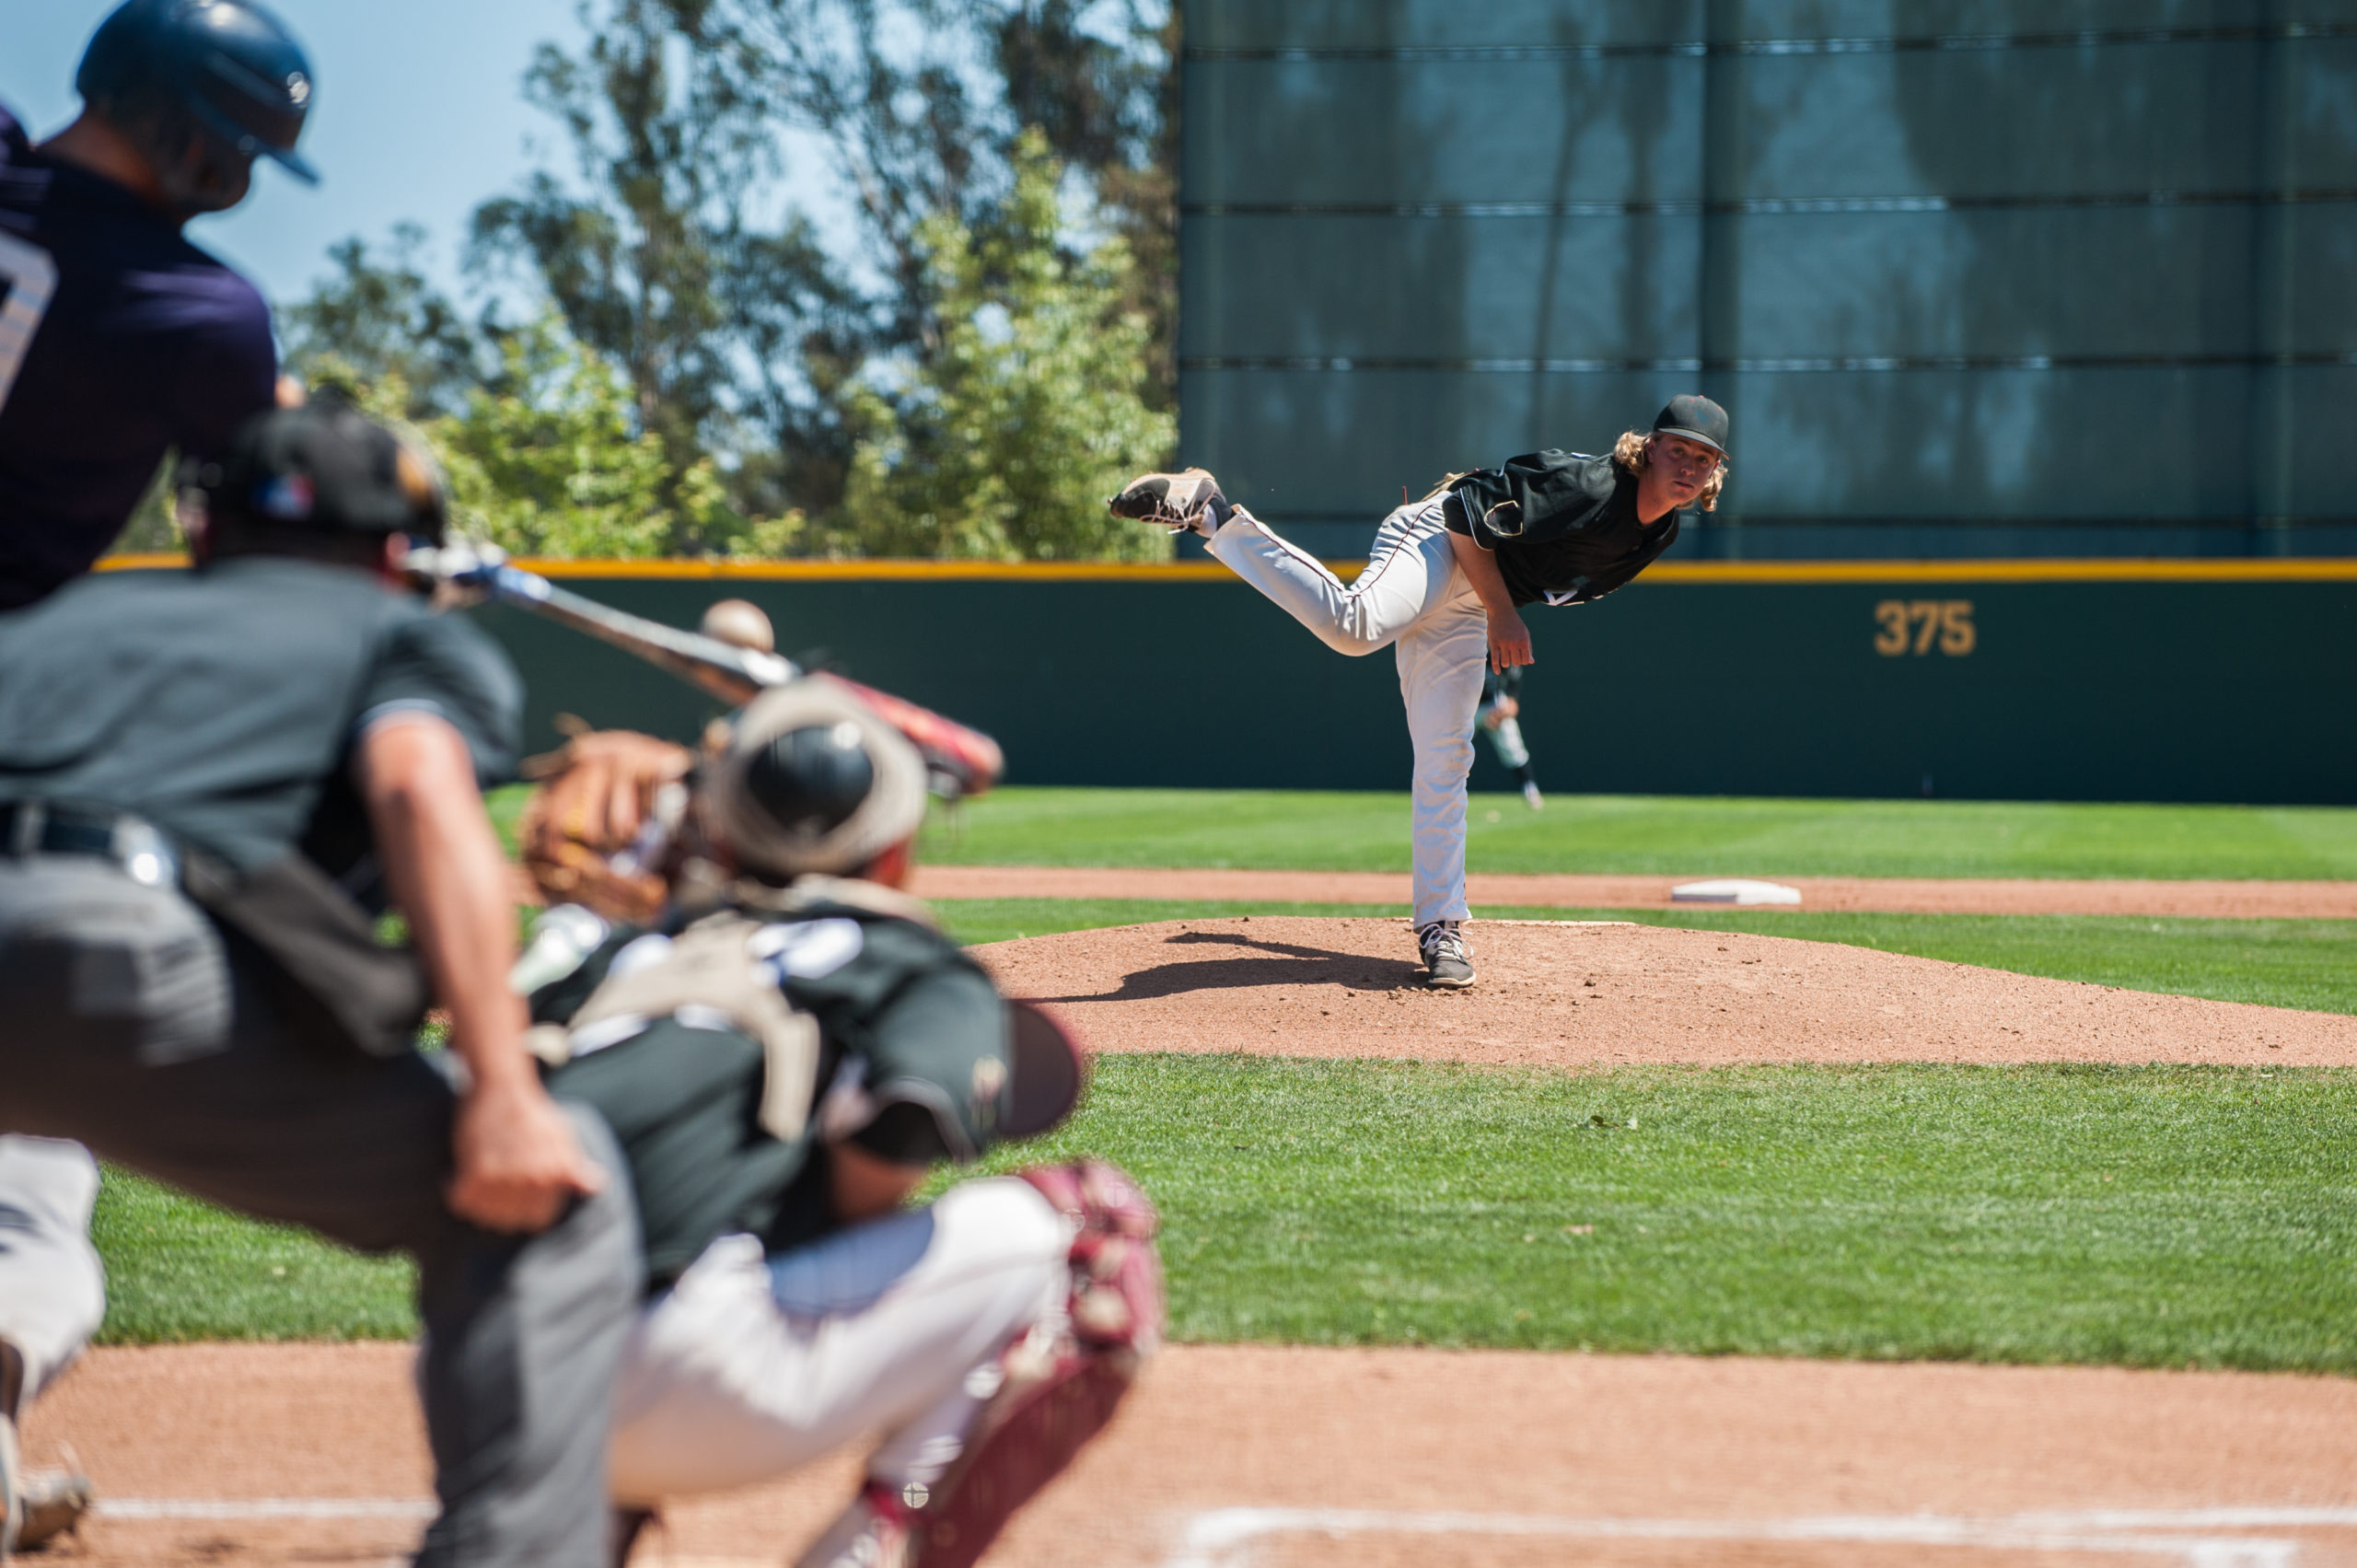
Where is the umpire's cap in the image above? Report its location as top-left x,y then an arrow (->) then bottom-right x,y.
197,403 -> 447,543
705,679 -> 929,881
78,0 -> 319,185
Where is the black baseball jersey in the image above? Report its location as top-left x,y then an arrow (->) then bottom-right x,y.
1442,450 -> 1680,608
0,103 -> 278,609
0,558 -> 521,890
533,890 -> 1013,1287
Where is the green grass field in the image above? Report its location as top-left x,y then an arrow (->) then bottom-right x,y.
99,1061 -> 2357,1372
93,1167 -> 412,1343
911,787 -> 2357,880
88,788 -> 2357,1370
973,1058 -> 2357,1372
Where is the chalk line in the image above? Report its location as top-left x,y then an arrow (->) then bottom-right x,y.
1156,1504 -> 2357,1568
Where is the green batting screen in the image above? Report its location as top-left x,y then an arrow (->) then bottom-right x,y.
1177,2 -> 2357,560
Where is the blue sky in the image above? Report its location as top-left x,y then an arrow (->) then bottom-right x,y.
0,0 -> 586,307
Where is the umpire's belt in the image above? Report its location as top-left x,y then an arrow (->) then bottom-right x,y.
0,799 -> 182,889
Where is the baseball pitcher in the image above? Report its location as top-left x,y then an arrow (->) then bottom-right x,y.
1111,396 -> 1728,989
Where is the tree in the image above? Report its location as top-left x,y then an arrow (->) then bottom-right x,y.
276,0 -> 1184,558
989,1 -> 1178,404
474,0 -> 1178,521
840,133 -> 1171,560
470,0 -> 879,519
278,223 -> 487,421
325,316 -> 802,562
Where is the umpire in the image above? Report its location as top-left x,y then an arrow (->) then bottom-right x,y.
0,403 -> 637,1567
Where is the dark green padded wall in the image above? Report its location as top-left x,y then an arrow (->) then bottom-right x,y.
473,572 -> 2357,805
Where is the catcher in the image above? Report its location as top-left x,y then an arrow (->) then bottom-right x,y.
515,675 -> 1159,1568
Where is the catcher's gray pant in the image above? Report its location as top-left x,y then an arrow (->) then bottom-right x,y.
0,856 -> 640,1568
0,1136 -> 105,1407
607,1177 -> 1068,1505
1205,499 -> 1487,926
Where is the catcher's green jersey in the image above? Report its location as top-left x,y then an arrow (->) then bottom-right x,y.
531,885 -> 1011,1286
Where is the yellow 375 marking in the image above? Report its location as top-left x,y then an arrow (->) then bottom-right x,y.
1875,598 -> 1974,656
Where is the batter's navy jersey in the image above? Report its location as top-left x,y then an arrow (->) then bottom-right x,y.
0,104 -> 277,610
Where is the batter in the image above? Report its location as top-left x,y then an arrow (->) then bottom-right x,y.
0,4 -> 313,1551
1111,396 -> 1729,988
1477,664 -> 1544,812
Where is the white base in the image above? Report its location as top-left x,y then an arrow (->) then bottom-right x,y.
1670,879 -> 1803,906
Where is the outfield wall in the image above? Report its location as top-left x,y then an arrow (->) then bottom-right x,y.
457,560 -> 2357,807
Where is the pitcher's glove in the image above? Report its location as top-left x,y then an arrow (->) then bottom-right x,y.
517,728 -> 694,923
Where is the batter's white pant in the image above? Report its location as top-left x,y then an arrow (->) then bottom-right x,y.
606,1176 -> 1070,1506
1483,714 -> 1532,772
0,1136 -> 106,1405
1205,500 -> 1489,927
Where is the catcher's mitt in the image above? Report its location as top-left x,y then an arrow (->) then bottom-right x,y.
517,727 -> 694,922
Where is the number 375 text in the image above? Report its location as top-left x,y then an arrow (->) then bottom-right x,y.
1874,599 -> 1975,656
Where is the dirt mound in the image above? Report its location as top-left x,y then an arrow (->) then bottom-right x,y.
975,917 -> 2357,1067
29,1343 -> 2357,1567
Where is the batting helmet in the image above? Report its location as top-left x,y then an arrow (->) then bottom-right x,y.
704,679 -> 928,882
77,0 -> 318,211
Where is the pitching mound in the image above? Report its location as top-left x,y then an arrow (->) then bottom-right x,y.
976,917 -> 2357,1066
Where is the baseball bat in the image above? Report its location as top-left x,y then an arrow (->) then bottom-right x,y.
402,543 -> 1004,797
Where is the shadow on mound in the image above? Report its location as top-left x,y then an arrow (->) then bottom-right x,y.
1028,928 -> 1421,1003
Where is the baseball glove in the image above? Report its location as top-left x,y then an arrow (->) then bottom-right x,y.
517,727 -> 694,922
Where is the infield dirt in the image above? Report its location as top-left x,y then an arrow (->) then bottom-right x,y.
975,916 -> 2357,1066
27,1342 -> 2357,1567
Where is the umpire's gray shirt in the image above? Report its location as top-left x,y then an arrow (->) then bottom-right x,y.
0,555 -> 520,890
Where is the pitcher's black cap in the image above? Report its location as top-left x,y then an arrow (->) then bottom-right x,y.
1653,394 -> 1729,458
199,402 -> 446,543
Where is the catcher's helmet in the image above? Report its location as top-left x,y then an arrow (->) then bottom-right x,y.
705,679 -> 927,881
77,0 -> 319,204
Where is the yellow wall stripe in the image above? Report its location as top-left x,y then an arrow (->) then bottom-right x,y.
93,552 -> 2357,585
1642,558 -> 2357,585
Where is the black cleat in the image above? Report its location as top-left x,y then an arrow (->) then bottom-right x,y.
1418,921 -> 1476,989
1107,469 -> 1229,537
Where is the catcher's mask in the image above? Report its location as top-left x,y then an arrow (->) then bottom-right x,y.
705,678 -> 927,881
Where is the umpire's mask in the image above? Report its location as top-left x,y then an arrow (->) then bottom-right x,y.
704,677 -> 928,881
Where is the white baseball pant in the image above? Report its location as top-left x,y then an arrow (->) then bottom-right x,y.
1204,499 -> 1489,928
1483,713 -> 1532,772
0,1136 -> 106,1405
606,1175 -> 1070,1505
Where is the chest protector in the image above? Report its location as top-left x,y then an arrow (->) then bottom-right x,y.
528,911 -> 822,1144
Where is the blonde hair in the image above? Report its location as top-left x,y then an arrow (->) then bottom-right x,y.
1614,429 -> 1726,512
1422,435 -> 1727,514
